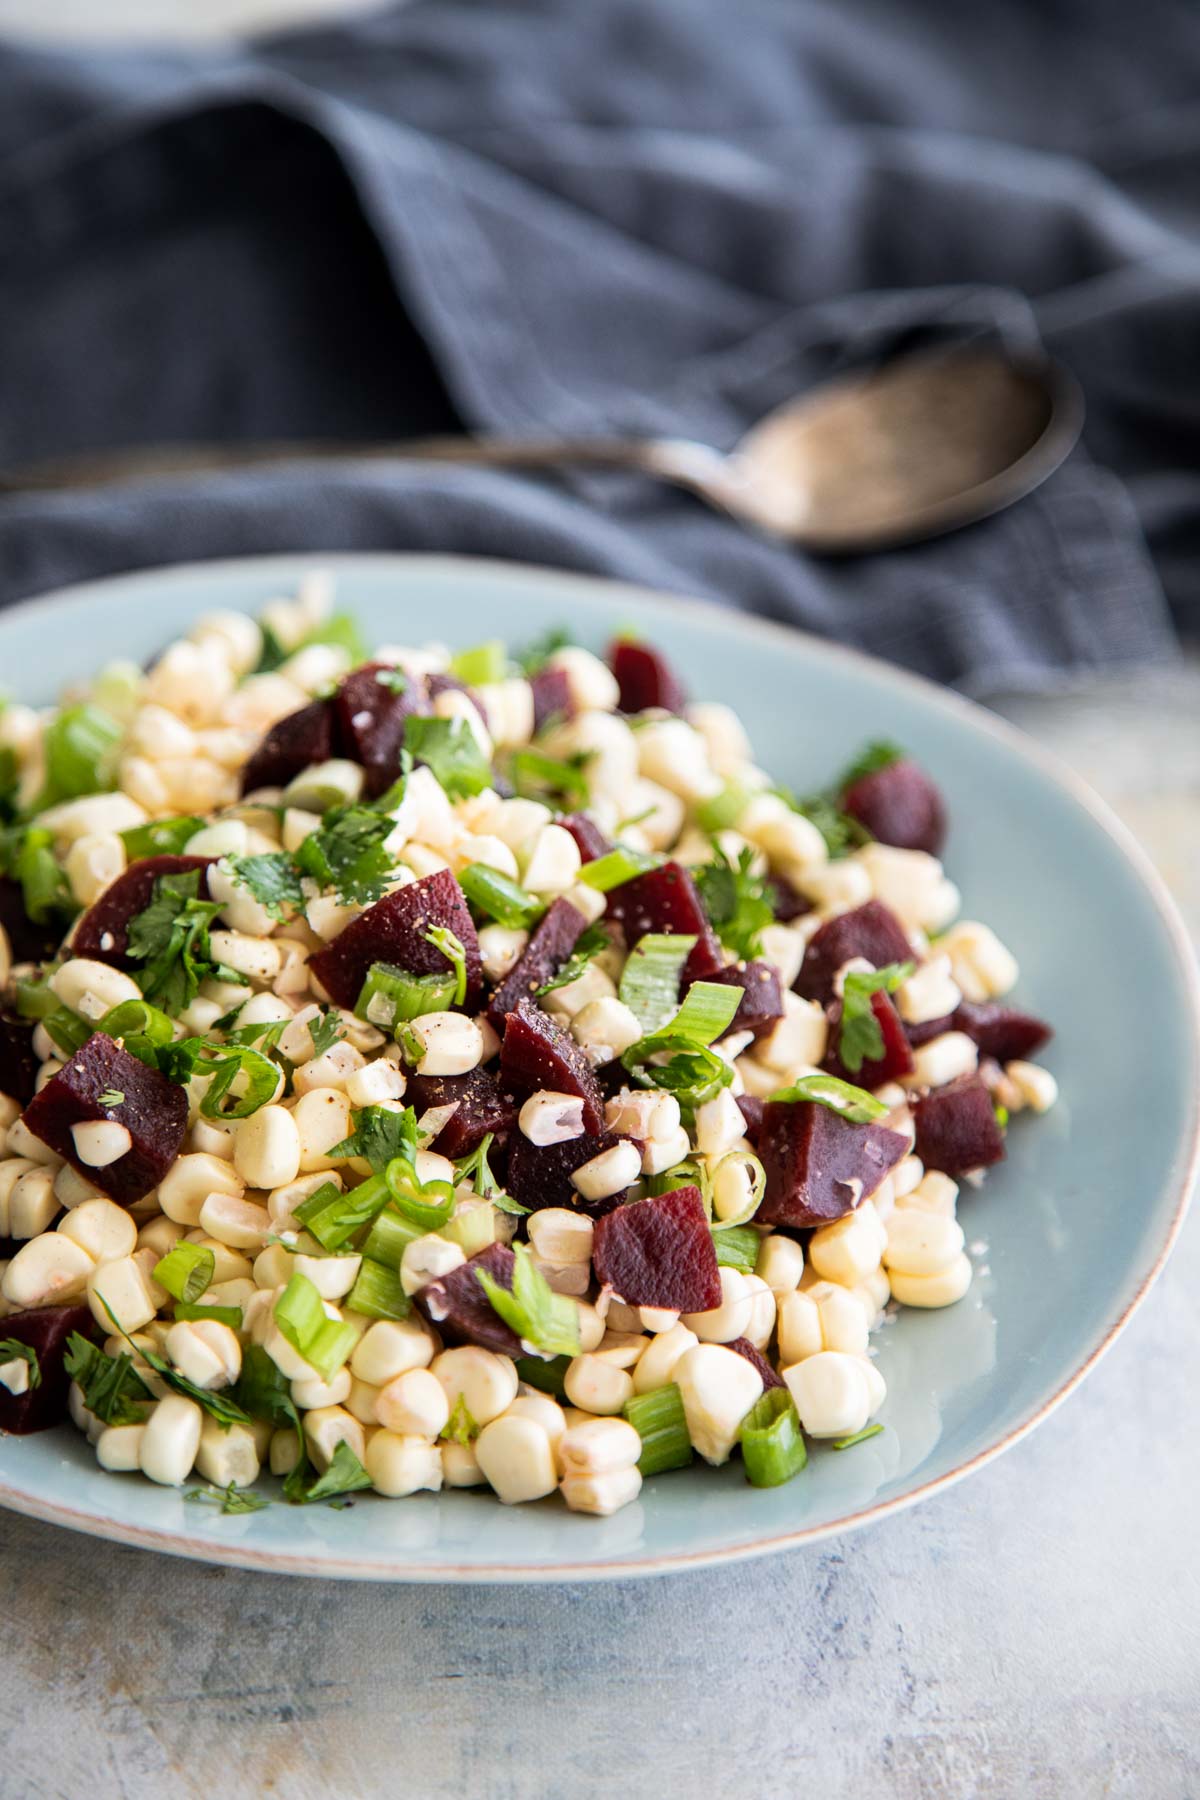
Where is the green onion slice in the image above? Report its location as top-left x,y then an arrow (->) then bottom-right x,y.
346,1259 -> 410,1321
739,1389 -> 808,1487
153,1242 -> 216,1305
457,863 -> 544,928
831,1423 -> 885,1451
354,961 -> 457,1032
450,640 -> 507,686
623,1382 -> 693,1476
709,1150 -> 766,1230
274,1273 -> 359,1382
766,1072 -> 888,1124
618,933 -> 696,1033
579,845 -> 660,892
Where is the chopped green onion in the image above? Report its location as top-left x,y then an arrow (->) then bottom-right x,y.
694,783 -> 752,834
361,1206 -> 424,1270
457,863 -> 544,928
831,1423 -> 885,1451
709,1150 -> 766,1230
0,1340 -> 40,1389
97,998 -> 174,1050
623,1382 -> 693,1476
441,1393 -> 480,1445
42,1006 -> 90,1057
476,1243 -> 582,1358
579,846 -> 660,892
645,1156 -> 713,1207
199,1045 -> 281,1120
509,746 -> 592,809
618,932 -> 696,1032
13,973 -> 59,1021
513,1355 -> 571,1397
403,715 -> 493,800
425,925 -> 468,1006
293,1175 -> 391,1252
739,1389 -> 807,1487
120,816 -> 205,860
153,1242 -> 215,1305
354,960 -> 457,1032
274,1273 -> 358,1382
766,1072 -> 888,1124
712,1224 -> 761,1273
174,1303 -> 243,1329
384,1159 -> 456,1232
621,980 -> 742,1106
14,828 -> 73,925
450,640 -> 507,686
346,1259 -> 410,1321
39,703 -> 121,806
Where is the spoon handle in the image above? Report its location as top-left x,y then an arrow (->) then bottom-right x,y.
0,433 -> 735,501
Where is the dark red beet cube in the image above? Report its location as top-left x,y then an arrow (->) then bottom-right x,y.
406,1067 -> 518,1158
0,1304 -> 97,1435
726,1337 -> 785,1390
593,1185 -> 721,1312
499,998 -> 605,1134
414,1242 -> 523,1357
736,1095 -> 764,1145
952,1001 -> 1052,1064
0,1014 -> 39,1105
767,873 -> 812,924
529,666 -> 575,735
795,901 -> 914,1005
610,639 -> 687,715
309,869 -> 483,1011
334,662 -> 431,799
903,1013 -> 954,1050
486,899 -> 588,1029
604,862 -> 723,983
708,961 -> 784,1039
559,813 -> 611,864
239,699 -> 335,797
21,1034 -> 188,1206
823,990 -> 915,1088
71,855 -> 212,967
841,758 -> 946,857
757,1099 -> 908,1229
0,875 -> 62,965
913,1075 -> 1006,1175
506,1130 -> 631,1217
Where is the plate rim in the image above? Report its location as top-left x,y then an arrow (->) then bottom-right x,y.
0,550 -> 1195,1582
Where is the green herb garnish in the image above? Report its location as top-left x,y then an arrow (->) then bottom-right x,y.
185,1482 -> 271,1515
694,844 -> 773,962
837,961 -> 914,1074
0,1340 -> 41,1389
475,1243 -> 582,1359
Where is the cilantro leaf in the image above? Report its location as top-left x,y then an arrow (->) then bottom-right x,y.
328,1104 -> 420,1174
63,1333 -> 153,1426
694,844 -> 773,961
294,783 -> 406,906
0,1339 -> 41,1389
508,746 -> 591,809
292,1439 -> 373,1505
536,922 -> 609,997
476,1244 -> 581,1358
516,625 -> 572,677
403,715 -> 493,801
838,961 -> 914,1073
788,793 -> 871,861
186,1482 -> 271,1515
125,872 -> 242,1016
307,1009 -> 345,1057
254,610 -> 368,675
97,1298 -> 252,1429
838,741 -> 905,791
228,853 -> 306,920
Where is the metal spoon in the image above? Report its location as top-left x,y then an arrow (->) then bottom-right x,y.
0,345 -> 1083,553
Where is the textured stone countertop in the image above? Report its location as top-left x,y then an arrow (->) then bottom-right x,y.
0,658 -> 1193,1800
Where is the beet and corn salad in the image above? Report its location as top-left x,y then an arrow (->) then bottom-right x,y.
0,578 -> 1057,1517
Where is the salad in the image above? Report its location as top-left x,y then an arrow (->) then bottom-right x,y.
0,576 -> 1057,1518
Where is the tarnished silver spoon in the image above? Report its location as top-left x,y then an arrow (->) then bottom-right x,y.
0,345 -> 1083,553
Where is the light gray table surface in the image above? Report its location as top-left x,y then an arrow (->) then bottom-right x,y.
0,10 -> 1197,1796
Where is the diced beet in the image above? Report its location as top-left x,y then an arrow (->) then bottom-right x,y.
795,901 -> 914,1005
0,875 -> 62,964
239,699 -> 335,797
308,869 -> 483,1011
506,1130 -> 631,1217
406,1067 -> 518,1158
903,1014 -> 954,1050
757,1099 -> 908,1229
0,1304 -> 97,1435
413,1242 -> 524,1357
333,662 -> 431,799
604,862 -> 723,983
0,1014 -> 39,1105
592,1186 -> 721,1312
528,666 -> 575,735
913,1075 -> 1006,1175
708,960 -> 784,1039
823,989 -> 915,1088
71,855 -> 212,967
767,873 -> 812,924
486,898 -> 588,1029
559,813 -> 612,864
841,758 -> 946,857
21,1034 -> 188,1206
736,1095 -> 764,1145
610,639 -> 687,715
498,998 -> 605,1134
951,1001 -> 1053,1064
726,1337 -> 785,1391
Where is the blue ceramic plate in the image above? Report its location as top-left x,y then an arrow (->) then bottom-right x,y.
0,555 -> 1195,1581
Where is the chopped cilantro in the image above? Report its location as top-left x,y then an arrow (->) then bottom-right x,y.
536,922 -> 609,997
97,1298 -> 252,1428
96,1089 -> 125,1109
227,852 -> 306,920
838,741 -> 905,791
255,610 -> 368,674
516,625 -> 572,677
403,715 -> 493,801
328,1103 -> 421,1174
293,780 -> 406,906
788,793 -> 871,861
125,871 -> 242,1016
307,1009 -> 344,1057
292,1439 -> 373,1505
63,1333 -> 153,1426
185,1482 -> 271,1515
508,746 -> 591,809
694,844 -> 774,961
837,962 -> 914,1073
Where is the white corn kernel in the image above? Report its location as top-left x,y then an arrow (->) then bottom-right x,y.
563,1353 -> 634,1416
293,1250 -> 361,1301
477,924 -> 529,983
165,1319 -> 242,1390
57,1199 -> 137,1263
96,1423 -> 146,1473
710,1153 -> 759,1224
158,1153 -> 244,1228
405,1012 -> 484,1078
570,1139 -> 641,1203
195,1418 -> 262,1490
366,1431 -> 443,1497
558,1415 -> 641,1476
441,1439 -> 486,1487
526,1209 -> 594,1268
518,1090 -> 586,1147
756,923 -> 808,991
675,1342 -> 763,1465
884,1209 -> 965,1277
1006,1060 -> 1058,1113
139,1394 -> 204,1486
64,833 -> 126,909
897,1170 -> 959,1216
50,957 -> 142,1023
350,1317 -> 437,1387
910,1031 -> 978,1090
508,1391 -> 568,1456
682,1265 -> 754,1344
756,992 -> 829,1073
474,1414 -> 558,1504
755,1233 -> 805,1297
375,1367 -> 450,1439
604,1088 -> 681,1142
797,858 -> 872,911
400,1232 -> 466,1298
522,825 -> 582,896
542,961 -> 617,1023
560,1465 -> 643,1516
893,1155 -> 924,1198
87,1255 -> 156,1334
344,1060 -> 407,1110
432,1345 -> 519,1425
570,996 -> 643,1067
233,1105 -> 301,1190
631,1321 -> 699,1393
69,1120 -> 131,1170
896,953 -> 962,1025
191,609 -> 262,676
784,1351 -> 883,1439
304,1406 -> 366,1473
198,1192 -> 271,1251
292,1368 -> 353,1411
694,1089 -> 748,1159
547,646 -> 620,713
635,718 -> 720,802
888,1254 -> 973,1308
808,1202 -> 888,1287
640,1125 -> 692,1177
8,1168 -> 58,1238
740,1272 -> 776,1350
3,1233 -> 94,1308
939,920 -> 1019,1002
